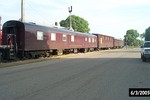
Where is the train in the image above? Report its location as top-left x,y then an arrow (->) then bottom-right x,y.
0,16 -> 2,45
0,20 -> 124,60
0,31 -> 2,45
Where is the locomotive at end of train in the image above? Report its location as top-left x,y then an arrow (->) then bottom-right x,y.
0,20 -> 98,60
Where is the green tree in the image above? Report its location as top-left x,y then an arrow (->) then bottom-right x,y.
124,29 -> 139,46
60,15 -> 90,33
134,39 -> 144,46
139,33 -> 145,40
145,27 -> 150,41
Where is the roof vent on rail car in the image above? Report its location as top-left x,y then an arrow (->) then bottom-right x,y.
29,22 -> 36,24
54,22 -> 74,31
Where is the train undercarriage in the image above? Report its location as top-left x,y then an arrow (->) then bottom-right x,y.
0,45 -> 97,62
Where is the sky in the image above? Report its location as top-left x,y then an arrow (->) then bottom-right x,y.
0,0 -> 150,39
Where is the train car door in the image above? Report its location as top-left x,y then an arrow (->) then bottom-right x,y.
3,26 -> 18,59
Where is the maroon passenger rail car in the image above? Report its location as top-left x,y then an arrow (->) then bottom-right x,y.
0,16 -> 2,45
2,20 -> 97,59
0,31 -> 2,45
93,33 -> 114,49
113,39 -> 124,48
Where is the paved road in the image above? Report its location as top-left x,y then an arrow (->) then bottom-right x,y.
0,48 -> 150,100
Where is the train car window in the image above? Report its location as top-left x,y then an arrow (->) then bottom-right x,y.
100,37 -> 102,44
85,37 -> 88,42
71,35 -> 74,42
92,38 -> 94,43
5,27 -> 15,34
51,33 -> 56,41
89,37 -> 91,43
62,34 -> 67,41
37,31 -> 43,40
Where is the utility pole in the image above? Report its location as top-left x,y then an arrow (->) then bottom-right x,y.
68,6 -> 73,31
21,0 -> 24,22
125,35 -> 128,49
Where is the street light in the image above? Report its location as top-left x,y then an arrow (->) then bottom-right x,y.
68,6 -> 73,31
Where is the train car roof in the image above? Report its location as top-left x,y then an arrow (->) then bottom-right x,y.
92,33 -> 114,38
4,20 -> 96,37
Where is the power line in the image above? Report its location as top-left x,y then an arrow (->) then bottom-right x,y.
24,1 -> 52,24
